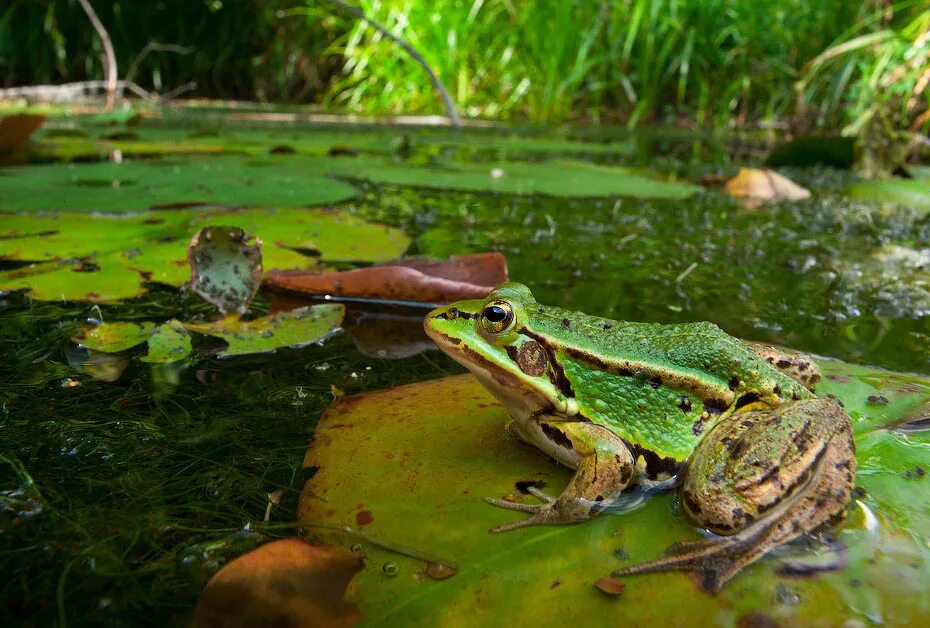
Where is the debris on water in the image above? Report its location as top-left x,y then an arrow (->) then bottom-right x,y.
594,577 -> 625,597
426,562 -> 457,580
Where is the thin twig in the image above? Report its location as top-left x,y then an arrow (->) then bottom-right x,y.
124,42 -> 195,87
158,80 -> 198,101
320,0 -> 462,126
75,0 -> 117,110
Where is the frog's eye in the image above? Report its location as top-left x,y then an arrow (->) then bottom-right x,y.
479,300 -> 516,335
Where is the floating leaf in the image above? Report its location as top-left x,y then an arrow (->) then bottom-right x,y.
268,253 -> 507,303
298,359 -> 930,624
141,320 -> 191,364
0,114 -> 46,152
73,321 -> 156,353
194,539 -> 363,628
188,226 -> 263,314
0,155 -> 357,212
848,178 -> 930,210
347,159 -> 700,199
724,168 -> 810,206
184,304 -> 344,358
0,208 -> 409,302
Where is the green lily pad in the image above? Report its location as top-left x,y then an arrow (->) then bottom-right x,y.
184,304 -> 344,358
298,361 -> 930,625
847,178 -> 930,210
188,226 -> 263,314
0,208 -> 409,302
0,155 -> 357,212
73,321 -> 156,353
347,159 -> 700,199
141,320 -> 191,364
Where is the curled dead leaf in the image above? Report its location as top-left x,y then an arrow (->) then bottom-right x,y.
267,253 -> 508,304
724,168 -> 810,207
0,114 -> 46,152
194,538 -> 363,628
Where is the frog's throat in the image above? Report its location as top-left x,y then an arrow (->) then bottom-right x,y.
428,330 -> 575,420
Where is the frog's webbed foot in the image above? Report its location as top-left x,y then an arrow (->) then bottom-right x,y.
486,421 -> 635,533
612,532 -> 763,594
615,398 -> 855,594
485,493 -> 584,532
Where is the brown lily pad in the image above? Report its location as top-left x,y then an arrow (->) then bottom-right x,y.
188,226 -> 263,314
0,114 -> 46,152
194,538 -> 363,628
267,253 -> 508,304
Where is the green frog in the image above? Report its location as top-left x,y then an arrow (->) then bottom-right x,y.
424,282 -> 855,593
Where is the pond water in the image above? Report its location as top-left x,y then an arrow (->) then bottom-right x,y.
1,113 -> 929,625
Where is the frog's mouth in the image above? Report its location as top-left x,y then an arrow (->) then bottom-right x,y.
424,309 -> 554,421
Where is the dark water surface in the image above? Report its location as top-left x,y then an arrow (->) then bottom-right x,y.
2,118 -> 930,625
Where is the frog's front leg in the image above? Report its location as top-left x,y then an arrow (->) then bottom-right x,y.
614,398 -> 854,593
486,421 -> 635,533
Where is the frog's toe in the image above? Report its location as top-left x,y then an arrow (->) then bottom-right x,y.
525,486 -> 557,503
483,496 -> 543,513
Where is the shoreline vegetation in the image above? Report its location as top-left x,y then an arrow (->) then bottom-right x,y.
1,1 -> 928,135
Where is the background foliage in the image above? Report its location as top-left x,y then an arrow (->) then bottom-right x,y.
2,0 -> 928,131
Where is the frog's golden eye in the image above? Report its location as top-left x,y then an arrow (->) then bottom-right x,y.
480,300 -> 516,335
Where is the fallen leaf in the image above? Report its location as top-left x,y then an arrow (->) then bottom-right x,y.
194,538 -> 363,628
724,168 -> 810,206
184,304 -> 344,358
0,114 -> 46,152
188,226 -> 263,314
267,253 -> 507,304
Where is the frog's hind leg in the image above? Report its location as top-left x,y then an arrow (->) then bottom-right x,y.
613,398 -> 855,593
742,341 -> 822,389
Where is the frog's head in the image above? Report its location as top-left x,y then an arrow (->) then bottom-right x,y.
424,282 -> 572,419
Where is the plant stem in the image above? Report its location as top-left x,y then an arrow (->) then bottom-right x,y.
76,0 -> 117,109
322,0 -> 462,126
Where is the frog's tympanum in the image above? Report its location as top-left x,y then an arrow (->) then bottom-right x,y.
424,283 -> 855,593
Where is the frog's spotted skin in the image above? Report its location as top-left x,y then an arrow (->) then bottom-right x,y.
424,282 -> 855,593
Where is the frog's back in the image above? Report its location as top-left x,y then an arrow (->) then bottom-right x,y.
527,306 -> 809,404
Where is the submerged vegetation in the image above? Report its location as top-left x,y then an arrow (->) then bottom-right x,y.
2,1 -> 929,133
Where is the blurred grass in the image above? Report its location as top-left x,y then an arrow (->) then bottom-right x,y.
1,0 -> 928,134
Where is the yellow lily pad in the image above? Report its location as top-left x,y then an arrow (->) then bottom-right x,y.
298,362 -> 930,625
184,304 -> 344,358
73,321 -> 156,353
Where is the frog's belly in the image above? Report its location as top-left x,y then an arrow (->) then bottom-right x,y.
513,415 -> 583,470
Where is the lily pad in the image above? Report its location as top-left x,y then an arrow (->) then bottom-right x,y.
847,178 -> 930,211
298,361 -> 930,625
0,155 -> 357,212
73,321 -> 156,353
141,320 -> 191,364
347,160 -> 700,199
188,227 -> 263,314
0,208 -> 409,302
184,304 -> 344,358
